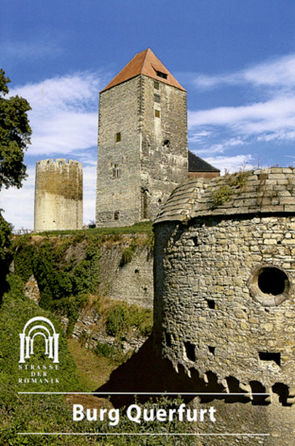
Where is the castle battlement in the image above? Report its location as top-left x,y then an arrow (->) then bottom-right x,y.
36,158 -> 82,170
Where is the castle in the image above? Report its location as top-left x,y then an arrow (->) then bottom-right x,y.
32,51 -> 295,443
153,168 -> 295,445
34,48 -> 219,231
95,48 -> 219,227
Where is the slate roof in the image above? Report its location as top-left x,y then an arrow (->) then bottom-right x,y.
188,150 -> 220,172
101,48 -> 186,93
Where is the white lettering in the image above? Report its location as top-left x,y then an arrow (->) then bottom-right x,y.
209,406 -> 216,422
127,404 -> 141,424
86,408 -> 97,421
156,408 -> 167,422
178,403 -> 186,421
109,409 -> 120,426
73,404 -> 84,421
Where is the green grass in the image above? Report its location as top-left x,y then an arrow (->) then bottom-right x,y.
29,221 -> 153,238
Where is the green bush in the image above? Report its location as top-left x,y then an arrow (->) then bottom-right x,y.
106,304 -> 130,336
12,237 -> 99,325
105,302 -> 153,338
95,341 -> 116,358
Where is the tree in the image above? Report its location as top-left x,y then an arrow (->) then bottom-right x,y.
0,69 -> 31,190
0,69 -> 31,301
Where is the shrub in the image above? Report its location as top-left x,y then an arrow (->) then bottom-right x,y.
106,304 -> 130,336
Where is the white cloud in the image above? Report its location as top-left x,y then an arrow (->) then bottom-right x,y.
0,40 -> 62,61
193,53 -> 295,90
83,164 -> 97,225
10,73 -> 101,156
204,154 -> 255,174
196,137 -> 246,155
190,54 -> 295,144
188,94 -> 295,143
188,130 -> 212,142
0,168 -> 35,231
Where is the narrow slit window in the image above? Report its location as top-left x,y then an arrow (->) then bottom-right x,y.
154,94 -> 160,103
184,341 -> 196,362
115,132 -> 121,143
155,109 -> 160,118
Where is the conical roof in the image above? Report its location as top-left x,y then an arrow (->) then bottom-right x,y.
101,48 -> 186,92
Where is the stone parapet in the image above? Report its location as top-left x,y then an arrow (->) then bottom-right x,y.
154,167 -> 295,224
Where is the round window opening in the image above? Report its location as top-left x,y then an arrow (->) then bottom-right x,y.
258,268 -> 287,296
249,265 -> 291,306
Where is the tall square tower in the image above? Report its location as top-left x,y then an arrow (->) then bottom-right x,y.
96,48 -> 188,227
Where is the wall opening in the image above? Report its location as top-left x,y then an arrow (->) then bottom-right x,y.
184,341 -> 196,362
249,381 -> 269,405
206,299 -> 215,309
141,188 -> 149,219
112,164 -> 120,178
154,94 -> 160,103
114,211 -> 120,221
154,109 -> 160,118
208,346 -> 215,355
155,70 -> 168,79
154,80 -> 159,89
272,383 -> 291,406
115,132 -> 121,143
259,351 -> 281,366
258,267 -> 287,296
192,236 -> 199,246
165,332 -> 172,347
249,265 -> 290,306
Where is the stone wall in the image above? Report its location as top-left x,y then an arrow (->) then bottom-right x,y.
154,215 -> 295,391
96,77 -> 142,227
98,239 -> 153,308
34,159 -> 83,231
153,167 -> 295,445
140,76 -> 188,219
96,74 -> 188,227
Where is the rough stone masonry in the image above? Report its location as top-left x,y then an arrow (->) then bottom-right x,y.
153,167 -> 295,445
96,49 -> 188,227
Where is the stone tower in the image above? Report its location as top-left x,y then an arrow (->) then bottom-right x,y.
34,159 -> 83,232
96,48 -> 188,227
153,167 -> 295,445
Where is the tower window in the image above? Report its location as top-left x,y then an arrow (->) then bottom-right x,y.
156,70 -> 168,79
115,132 -> 121,142
154,94 -> 160,103
155,109 -> 160,118
154,80 -> 159,90
112,164 -> 120,178
141,188 -> 149,219
114,211 -> 120,220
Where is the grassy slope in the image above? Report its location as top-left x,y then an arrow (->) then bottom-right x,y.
1,224 -> 195,445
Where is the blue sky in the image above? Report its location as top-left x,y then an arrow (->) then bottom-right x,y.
1,0 -> 295,229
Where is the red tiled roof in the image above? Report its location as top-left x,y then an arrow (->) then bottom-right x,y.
101,48 -> 186,92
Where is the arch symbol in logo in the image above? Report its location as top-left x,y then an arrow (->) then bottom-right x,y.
19,316 -> 59,364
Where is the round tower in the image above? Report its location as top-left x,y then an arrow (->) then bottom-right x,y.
153,167 -> 295,445
34,159 -> 83,232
